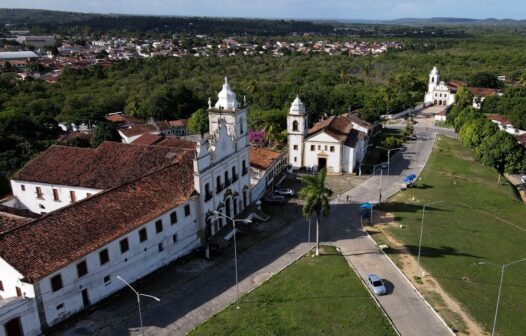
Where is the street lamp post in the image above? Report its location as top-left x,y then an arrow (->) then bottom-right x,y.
307,215 -> 312,253
116,275 -> 160,336
213,210 -> 252,309
377,146 -> 404,181
359,144 -> 374,176
479,258 -> 526,336
416,200 -> 444,277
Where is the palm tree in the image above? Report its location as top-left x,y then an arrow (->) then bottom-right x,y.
299,168 -> 333,256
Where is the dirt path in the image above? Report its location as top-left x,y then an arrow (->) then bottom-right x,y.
365,212 -> 488,336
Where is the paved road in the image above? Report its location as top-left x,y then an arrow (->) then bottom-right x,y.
329,126 -> 453,336
90,119 -> 452,336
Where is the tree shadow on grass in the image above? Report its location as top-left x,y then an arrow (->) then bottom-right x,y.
390,245 -> 482,260
377,202 -> 448,214
242,293 -> 372,305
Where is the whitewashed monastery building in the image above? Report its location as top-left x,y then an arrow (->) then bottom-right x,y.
424,66 -> 500,108
0,78 -> 253,336
288,96 -> 372,174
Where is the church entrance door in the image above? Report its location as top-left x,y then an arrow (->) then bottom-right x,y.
318,157 -> 327,170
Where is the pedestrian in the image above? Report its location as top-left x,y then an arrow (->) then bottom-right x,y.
346,195 -> 349,202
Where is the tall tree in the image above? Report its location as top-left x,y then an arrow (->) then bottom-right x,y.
476,131 -> 524,183
90,122 -> 120,148
299,168 -> 333,256
186,108 -> 209,135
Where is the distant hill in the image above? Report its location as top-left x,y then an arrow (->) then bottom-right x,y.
387,17 -> 526,25
335,17 -> 526,26
0,8 -> 333,35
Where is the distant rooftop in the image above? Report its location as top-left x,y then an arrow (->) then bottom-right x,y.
0,51 -> 39,60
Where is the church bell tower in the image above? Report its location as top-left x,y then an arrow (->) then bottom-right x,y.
287,96 -> 308,169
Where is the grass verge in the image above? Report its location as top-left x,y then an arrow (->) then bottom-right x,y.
377,135 -> 526,336
190,245 -> 396,336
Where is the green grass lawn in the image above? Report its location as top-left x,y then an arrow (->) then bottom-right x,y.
378,135 -> 526,336
190,246 -> 396,336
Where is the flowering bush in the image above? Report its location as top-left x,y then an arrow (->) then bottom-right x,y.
248,129 -> 265,145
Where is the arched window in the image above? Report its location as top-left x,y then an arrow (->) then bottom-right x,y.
225,198 -> 231,218
432,76 -> 435,83
216,176 -> 222,193
292,120 -> 299,132
240,118 -> 244,134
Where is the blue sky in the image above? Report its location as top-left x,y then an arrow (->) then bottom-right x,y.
2,0 -> 525,20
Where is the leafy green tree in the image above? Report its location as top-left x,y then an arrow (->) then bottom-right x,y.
454,86 -> 474,109
299,168 -> 333,256
384,136 -> 403,149
468,72 -> 501,89
476,131 -> 524,183
186,108 -> 209,135
459,118 -> 498,149
90,122 -> 120,148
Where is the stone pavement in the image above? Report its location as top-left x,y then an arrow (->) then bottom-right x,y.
77,124 -> 452,336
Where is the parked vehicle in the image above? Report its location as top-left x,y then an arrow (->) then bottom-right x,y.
263,195 -> 287,205
521,176 -> 526,184
407,134 -> 418,141
273,188 -> 296,197
381,162 -> 388,169
367,274 -> 387,295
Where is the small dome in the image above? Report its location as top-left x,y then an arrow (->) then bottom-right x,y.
214,77 -> 239,111
289,95 -> 306,115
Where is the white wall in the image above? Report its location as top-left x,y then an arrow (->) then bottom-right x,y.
35,198 -> 200,327
0,259 -> 35,300
288,135 -> 303,168
0,260 -> 39,336
304,132 -> 342,173
0,298 -> 41,336
11,180 -> 101,214
196,146 -> 250,237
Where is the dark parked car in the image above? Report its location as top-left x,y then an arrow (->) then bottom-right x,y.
263,195 -> 287,205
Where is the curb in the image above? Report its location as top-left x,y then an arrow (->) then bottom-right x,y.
359,216 -> 454,335
185,241 -> 310,335
359,131 -> 455,335
336,243 -> 401,336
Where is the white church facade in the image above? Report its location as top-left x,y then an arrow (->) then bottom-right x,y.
424,66 -> 456,107
288,96 -> 372,174
0,78 -> 251,336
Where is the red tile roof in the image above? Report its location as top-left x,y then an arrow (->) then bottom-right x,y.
56,131 -> 91,143
0,151 -> 195,282
517,134 -> 526,147
307,113 -> 370,143
487,114 -> 512,125
467,87 -> 499,97
249,147 -> 283,170
156,137 -> 196,150
447,80 -> 467,89
169,119 -> 189,127
12,142 -> 187,190
119,124 -> 158,137
104,114 -> 139,125
131,133 -> 164,146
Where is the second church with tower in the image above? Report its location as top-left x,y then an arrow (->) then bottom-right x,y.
287,96 -> 372,174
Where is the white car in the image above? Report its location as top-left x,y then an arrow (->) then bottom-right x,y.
521,176 -> 526,184
367,274 -> 387,295
273,188 -> 296,197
